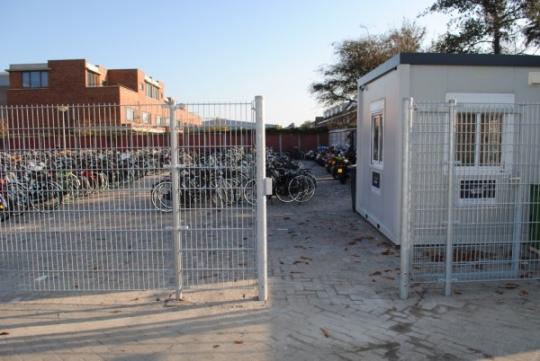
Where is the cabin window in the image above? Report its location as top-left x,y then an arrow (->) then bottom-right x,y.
456,112 -> 502,167
370,99 -> 384,168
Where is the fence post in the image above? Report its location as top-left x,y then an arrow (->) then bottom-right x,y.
255,95 -> 268,301
445,99 -> 457,296
168,98 -> 183,301
400,98 -> 414,300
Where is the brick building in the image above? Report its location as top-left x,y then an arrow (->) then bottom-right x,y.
0,72 -> 8,105
4,59 -> 200,133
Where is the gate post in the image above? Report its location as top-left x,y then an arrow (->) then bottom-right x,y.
400,98 -> 414,299
255,95 -> 268,301
168,98 -> 183,301
445,99 -> 457,296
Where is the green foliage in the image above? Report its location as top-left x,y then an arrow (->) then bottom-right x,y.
311,21 -> 426,106
425,0 -> 540,54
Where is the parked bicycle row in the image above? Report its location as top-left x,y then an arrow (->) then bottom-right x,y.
151,147 -> 255,212
0,149 -> 168,221
0,146 -> 318,219
306,146 -> 355,184
151,149 -> 317,212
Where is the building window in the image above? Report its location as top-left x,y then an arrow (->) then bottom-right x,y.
156,115 -> 162,126
86,71 -> 99,87
126,107 -> 135,122
145,82 -> 160,99
142,112 -> 150,124
455,112 -> 502,167
22,71 -> 48,88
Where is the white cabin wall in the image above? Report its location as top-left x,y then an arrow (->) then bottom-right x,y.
356,67 -> 405,243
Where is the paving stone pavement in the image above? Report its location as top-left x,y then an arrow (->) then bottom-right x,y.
0,162 -> 539,361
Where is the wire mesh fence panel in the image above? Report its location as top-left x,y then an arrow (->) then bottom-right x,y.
0,101 -> 259,294
174,103 -> 257,290
408,102 -> 540,286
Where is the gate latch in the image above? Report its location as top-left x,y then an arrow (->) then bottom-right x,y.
264,177 -> 273,196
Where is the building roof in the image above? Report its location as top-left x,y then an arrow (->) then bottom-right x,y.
358,52 -> 540,88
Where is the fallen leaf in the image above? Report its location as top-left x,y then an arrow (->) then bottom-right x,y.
213,345 -> 220,348
369,271 -> 381,276
320,328 -> 330,338
382,249 -> 394,256
520,290 -> 529,298
299,256 -> 312,261
234,340 -> 244,345
0,332 -> 9,336
503,283 -> 519,289
110,310 -> 121,314
453,289 -> 462,295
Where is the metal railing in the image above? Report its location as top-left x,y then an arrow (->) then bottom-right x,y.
0,99 -> 267,300
401,99 -> 540,297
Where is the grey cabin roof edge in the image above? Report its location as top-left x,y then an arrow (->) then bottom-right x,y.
358,52 -> 540,88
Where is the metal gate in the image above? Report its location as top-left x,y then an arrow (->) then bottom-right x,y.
0,97 -> 267,300
401,99 -> 540,297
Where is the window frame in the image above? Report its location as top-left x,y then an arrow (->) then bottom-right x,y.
144,82 -> 160,99
141,112 -> 151,124
22,71 -> 48,88
126,107 -> 135,122
445,93 -> 515,205
445,93 -> 514,176
86,70 -> 99,87
370,99 -> 385,170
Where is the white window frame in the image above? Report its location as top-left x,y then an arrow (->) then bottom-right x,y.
370,99 -> 385,170
156,115 -> 162,126
445,93 -> 515,205
126,107 -> 135,122
142,112 -> 150,124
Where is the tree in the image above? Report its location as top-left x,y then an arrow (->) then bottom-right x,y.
425,0 -> 540,54
311,22 -> 426,106
299,120 -> 314,130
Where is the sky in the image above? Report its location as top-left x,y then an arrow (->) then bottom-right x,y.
0,0 -> 448,126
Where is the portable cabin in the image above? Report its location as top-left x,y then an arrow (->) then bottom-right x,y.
355,52 -> 540,253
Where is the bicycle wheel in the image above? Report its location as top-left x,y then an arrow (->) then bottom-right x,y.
275,179 -> 295,203
289,175 -> 316,203
243,179 -> 256,206
63,173 -> 82,198
151,181 -> 173,212
0,194 -> 9,222
7,182 -> 29,216
30,181 -> 63,212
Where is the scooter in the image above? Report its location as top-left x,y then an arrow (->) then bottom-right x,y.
332,154 -> 349,184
